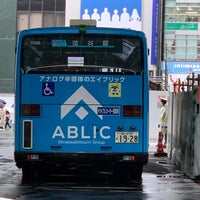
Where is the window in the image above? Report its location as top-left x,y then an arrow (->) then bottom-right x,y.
165,0 -> 176,7
17,14 -> 29,31
44,0 -> 55,11
175,35 -> 186,59
17,0 -> 65,31
197,39 -> 200,55
30,13 -> 42,28
43,13 -> 56,27
30,0 -> 42,11
186,35 -> 197,59
149,70 -> 154,77
56,13 -> 65,26
17,0 -> 29,11
56,0 -> 65,11
21,34 -> 144,75
165,7 -> 176,14
165,15 -> 175,22
164,2 -> 200,61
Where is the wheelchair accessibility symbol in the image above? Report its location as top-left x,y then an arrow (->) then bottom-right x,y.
42,82 -> 54,96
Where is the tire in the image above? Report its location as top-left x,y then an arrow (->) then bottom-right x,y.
113,163 -> 143,183
22,165 -> 37,184
129,164 -> 143,181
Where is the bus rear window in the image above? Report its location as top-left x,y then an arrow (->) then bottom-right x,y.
21,34 -> 144,75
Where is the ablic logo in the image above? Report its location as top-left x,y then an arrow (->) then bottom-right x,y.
61,86 -> 103,120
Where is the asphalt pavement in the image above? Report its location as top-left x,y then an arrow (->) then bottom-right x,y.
0,129 -> 175,176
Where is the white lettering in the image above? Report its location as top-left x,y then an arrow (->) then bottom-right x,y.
100,126 -> 111,139
93,126 -> 97,139
81,126 -> 90,139
52,125 -> 111,140
52,126 -> 65,138
68,126 -> 78,139
92,140 -> 105,145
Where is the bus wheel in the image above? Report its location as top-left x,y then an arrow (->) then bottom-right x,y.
113,164 -> 143,183
129,164 -> 143,181
37,165 -> 51,181
22,165 -> 36,184
113,164 -> 130,183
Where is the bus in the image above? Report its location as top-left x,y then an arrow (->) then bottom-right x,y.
15,20 -> 149,182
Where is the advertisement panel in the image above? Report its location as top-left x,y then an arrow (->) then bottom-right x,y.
167,62 -> 200,74
80,0 -> 142,30
163,61 -> 200,91
151,0 -> 159,65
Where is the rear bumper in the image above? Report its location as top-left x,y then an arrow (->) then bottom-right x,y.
15,151 -> 148,168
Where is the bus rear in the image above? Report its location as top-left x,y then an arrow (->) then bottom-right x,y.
15,24 -> 149,182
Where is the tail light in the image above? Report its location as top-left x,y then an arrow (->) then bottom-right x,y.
27,154 -> 39,160
122,155 -> 136,161
22,104 -> 40,116
123,105 -> 142,117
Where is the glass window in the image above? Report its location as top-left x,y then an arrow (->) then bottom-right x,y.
176,15 -> 185,22
177,4 -> 200,23
187,35 -> 197,46
17,13 -> 29,31
56,0 -> 65,11
186,48 -> 197,59
43,13 -> 56,27
175,48 -> 186,60
165,15 -> 175,22
21,34 -> 144,75
149,70 -> 154,77
30,13 -> 42,28
164,3 -> 200,61
165,7 -> 176,14
56,13 -> 65,26
186,36 -> 197,59
165,0 -> 176,7
165,32 -> 175,39
197,39 -> 200,55
164,39 -> 175,60
198,50 -> 200,57
175,35 -> 186,59
17,0 -> 30,11
30,0 -> 42,11
44,0 -> 55,11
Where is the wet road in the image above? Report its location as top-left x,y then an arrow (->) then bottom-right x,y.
0,131 -> 200,200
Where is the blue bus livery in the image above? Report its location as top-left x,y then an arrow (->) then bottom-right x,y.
15,21 -> 149,182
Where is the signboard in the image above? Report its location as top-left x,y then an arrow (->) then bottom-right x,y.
162,61 -> 200,91
151,0 -> 159,65
167,62 -> 200,74
80,0 -> 142,30
165,23 -> 198,30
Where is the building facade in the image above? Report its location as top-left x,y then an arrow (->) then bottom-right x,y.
4,0 -> 199,93
0,0 -> 16,93
0,0 -> 156,93
164,0 -> 200,90
17,0 -> 65,31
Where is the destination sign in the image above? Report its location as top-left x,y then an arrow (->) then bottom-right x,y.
51,39 -> 114,48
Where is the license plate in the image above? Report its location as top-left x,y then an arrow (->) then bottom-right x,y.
115,132 -> 139,143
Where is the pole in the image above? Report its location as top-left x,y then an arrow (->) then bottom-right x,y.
156,0 -> 165,77
165,43 -> 168,90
